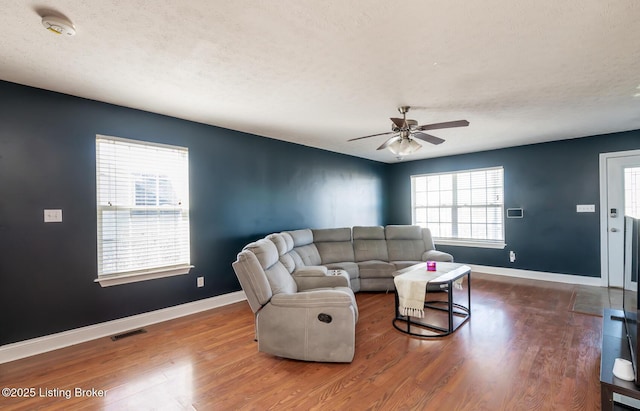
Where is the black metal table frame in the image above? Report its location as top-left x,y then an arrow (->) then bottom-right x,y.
392,267 -> 471,338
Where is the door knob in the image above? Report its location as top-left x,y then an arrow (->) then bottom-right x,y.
611,228 -> 619,232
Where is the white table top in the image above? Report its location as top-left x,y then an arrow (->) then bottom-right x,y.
394,262 -> 470,284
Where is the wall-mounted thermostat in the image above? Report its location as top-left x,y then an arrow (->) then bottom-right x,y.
506,208 -> 523,218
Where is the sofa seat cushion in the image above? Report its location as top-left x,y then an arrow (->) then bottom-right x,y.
357,260 -> 395,279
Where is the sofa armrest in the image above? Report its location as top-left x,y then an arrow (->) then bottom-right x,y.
270,289 -> 354,308
422,250 -> 454,262
292,266 -> 328,277
292,269 -> 350,290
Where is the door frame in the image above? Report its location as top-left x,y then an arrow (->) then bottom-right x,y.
599,149 -> 640,287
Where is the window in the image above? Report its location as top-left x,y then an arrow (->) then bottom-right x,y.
95,135 -> 191,286
625,167 -> 640,218
411,167 -> 505,248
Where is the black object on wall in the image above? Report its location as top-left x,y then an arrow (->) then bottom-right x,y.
0,81 -> 386,345
386,131 -> 640,277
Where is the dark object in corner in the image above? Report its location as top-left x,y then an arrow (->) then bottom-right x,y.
110,328 -> 147,341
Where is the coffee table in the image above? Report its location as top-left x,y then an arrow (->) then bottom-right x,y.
392,262 -> 471,338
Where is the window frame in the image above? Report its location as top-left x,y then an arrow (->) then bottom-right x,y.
411,166 -> 506,249
95,135 -> 193,287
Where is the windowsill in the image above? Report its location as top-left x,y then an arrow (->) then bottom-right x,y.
95,264 -> 194,287
434,239 -> 507,249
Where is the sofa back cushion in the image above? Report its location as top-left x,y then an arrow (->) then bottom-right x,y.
313,227 -> 355,264
243,239 -> 297,296
353,226 -> 389,262
266,232 -> 303,273
286,228 -> 322,266
287,228 -> 313,246
385,225 -> 427,261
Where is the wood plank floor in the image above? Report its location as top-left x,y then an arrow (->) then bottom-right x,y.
0,273 -> 604,410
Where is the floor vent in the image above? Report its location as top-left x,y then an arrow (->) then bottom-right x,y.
110,328 -> 147,341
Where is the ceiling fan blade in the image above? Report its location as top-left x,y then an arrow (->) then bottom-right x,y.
390,117 -> 407,128
413,132 -> 445,145
377,135 -> 400,150
417,120 -> 469,131
347,131 -> 395,142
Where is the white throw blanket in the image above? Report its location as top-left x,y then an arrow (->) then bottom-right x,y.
394,270 -> 442,318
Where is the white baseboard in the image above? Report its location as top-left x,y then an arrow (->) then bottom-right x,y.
468,264 -> 603,287
0,291 -> 247,365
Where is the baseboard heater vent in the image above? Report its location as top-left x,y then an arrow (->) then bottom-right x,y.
110,328 -> 147,341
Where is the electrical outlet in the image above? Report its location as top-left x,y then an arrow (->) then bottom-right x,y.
509,251 -> 516,263
197,277 -> 204,288
44,209 -> 63,223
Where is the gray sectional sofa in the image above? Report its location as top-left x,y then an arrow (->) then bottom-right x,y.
231,225 -> 452,363
286,225 -> 453,292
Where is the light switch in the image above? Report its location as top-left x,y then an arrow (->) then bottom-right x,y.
576,204 -> 595,213
44,209 -> 63,222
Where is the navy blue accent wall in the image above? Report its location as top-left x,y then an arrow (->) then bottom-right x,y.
0,81 -> 385,345
386,131 -> 640,277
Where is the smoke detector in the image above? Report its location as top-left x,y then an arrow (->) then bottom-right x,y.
41,16 -> 76,36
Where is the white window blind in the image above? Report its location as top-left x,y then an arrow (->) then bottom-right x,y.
96,135 -> 191,285
625,167 -> 640,218
411,167 -> 505,248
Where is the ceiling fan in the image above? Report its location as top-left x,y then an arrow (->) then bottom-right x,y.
348,106 -> 469,157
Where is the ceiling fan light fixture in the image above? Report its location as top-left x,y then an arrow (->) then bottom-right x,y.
388,138 -> 421,156
347,105 -> 469,158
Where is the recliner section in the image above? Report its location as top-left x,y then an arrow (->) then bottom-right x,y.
233,237 -> 358,363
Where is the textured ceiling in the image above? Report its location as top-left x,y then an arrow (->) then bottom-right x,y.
1,1 -> 640,163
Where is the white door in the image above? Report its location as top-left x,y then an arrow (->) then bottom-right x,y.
600,150 -> 640,288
